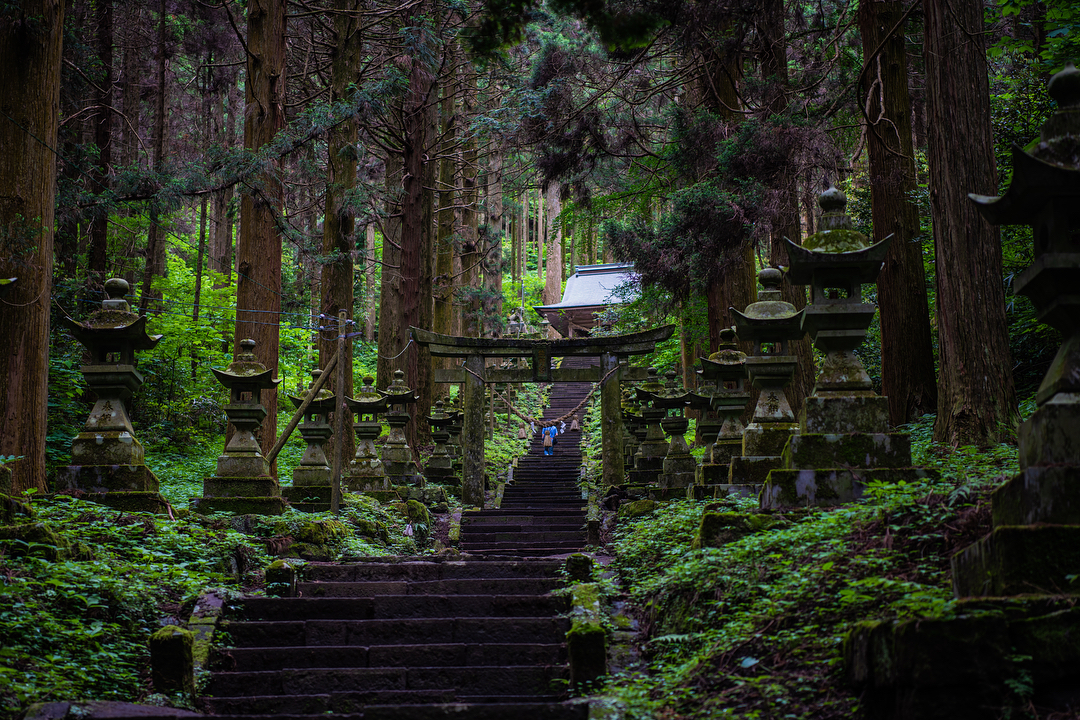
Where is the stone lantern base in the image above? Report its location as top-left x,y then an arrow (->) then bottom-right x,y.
192,475 -> 286,516
55,463 -> 169,514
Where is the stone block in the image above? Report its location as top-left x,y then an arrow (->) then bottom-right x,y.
0,494 -> 33,524
712,483 -> 760,500
1019,404 -> 1080,469
291,466 -> 331,486
781,432 -> 912,470
843,616 -> 1010,720
710,439 -> 741,466
348,475 -> 392,493
662,454 -> 696,476
952,525 -> 1080,598
70,431 -> 146,466
991,466 -> 1080,527
150,625 -> 195,695
201,476 -> 280,499
82,491 -> 170,514
802,394 -> 889,434
729,455 -> 783,485
659,471 -> 694,490
566,553 -> 595,582
742,423 -> 799,457
762,468 -> 938,510
617,499 -> 658,518
265,559 -> 298,597
190,496 -> 287,515
692,511 -> 782,549
627,469 -> 660,486
697,462 -> 729,486
1010,606 -> 1080,691
0,465 -> 12,495
54,464 -> 159,493
281,485 -> 333,504
215,454 -> 269,478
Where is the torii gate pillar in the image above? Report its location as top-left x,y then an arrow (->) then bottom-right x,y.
462,353 -> 485,506
601,352 -> 625,486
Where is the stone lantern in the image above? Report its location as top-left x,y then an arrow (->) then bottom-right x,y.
621,388 -> 642,471
424,400 -> 458,489
761,188 -> 925,509
56,278 -> 167,513
382,370 -> 419,487
728,268 -> 805,487
193,338 -> 286,515
344,375 -> 389,493
953,62 -> 1080,596
648,370 -> 708,495
280,370 -> 335,512
696,326 -> 751,496
629,368 -> 667,489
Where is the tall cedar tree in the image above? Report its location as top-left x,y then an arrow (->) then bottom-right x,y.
858,0 -> 937,425
924,0 -> 1019,444
318,0 -> 362,463
234,0 -> 286,459
0,0 -> 65,492
88,0 -> 112,280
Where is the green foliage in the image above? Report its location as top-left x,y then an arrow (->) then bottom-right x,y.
603,414 -> 1016,718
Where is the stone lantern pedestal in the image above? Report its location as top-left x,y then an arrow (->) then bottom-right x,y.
280,370 -> 336,513
628,369 -> 666,490
728,269 -> 806,491
762,189 -> 935,509
651,371 -> 703,495
192,339 -> 286,515
696,327 -> 751,497
424,400 -> 459,490
56,278 -> 168,513
345,376 -> 391,497
382,370 -> 420,488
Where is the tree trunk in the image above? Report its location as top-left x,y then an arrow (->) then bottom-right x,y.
459,61 -> 480,337
434,59 -> 456,344
0,0 -> 64,493
859,0 -> 938,426
138,0 -> 168,313
211,81 -> 239,284
318,0 -> 360,463
120,7 -> 142,170
365,224 -> 376,341
483,147 -> 504,336
234,0 -> 286,460
88,0 -> 113,280
924,0 -> 1018,445
542,181 -> 562,306
377,149 -> 404,389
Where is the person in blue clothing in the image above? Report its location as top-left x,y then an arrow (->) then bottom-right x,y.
542,424 -> 558,456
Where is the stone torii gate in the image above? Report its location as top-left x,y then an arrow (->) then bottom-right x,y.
411,325 -> 676,506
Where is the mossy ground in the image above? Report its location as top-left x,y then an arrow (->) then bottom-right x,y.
599,412 -> 1079,720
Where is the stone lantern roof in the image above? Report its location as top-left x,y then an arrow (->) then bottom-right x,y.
731,268 -> 805,346
211,338 -> 279,391
63,278 -> 163,362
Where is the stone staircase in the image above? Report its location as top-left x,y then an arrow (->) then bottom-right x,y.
194,362 -> 598,720
460,356 -> 594,557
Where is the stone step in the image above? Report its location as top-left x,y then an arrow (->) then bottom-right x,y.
226,617 -> 571,647
224,643 -> 566,671
205,689 -> 456,714
300,560 -> 563,583
205,664 -> 568,697
462,548 -> 582,557
231,594 -> 569,621
462,523 -> 584,533
459,532 -> 583,544
467,510 -> 586,519
295,577 -> 562,597
206,701 -> 588,720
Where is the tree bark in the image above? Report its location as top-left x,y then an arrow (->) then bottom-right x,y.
924,0 -> 1018,445
459,61 -> 480,336
138,0 -> 168,313
234,0 -> 286,460
211,81 -> 239,284
859,0 -> 938,426
88,0 -> 113,280
542,181 -> 562,306
377,150 -> 404,389
0,0 -> 64,493
483,147 -> 504,336
318,0 -> 360,464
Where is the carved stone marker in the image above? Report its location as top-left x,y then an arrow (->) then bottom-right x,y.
728,268 -> 805,489
193,338 -> 286,515
280,370 -> 335,512
345,375 -> 389,494
56,278 -> 167,513
762,189 -> 935,509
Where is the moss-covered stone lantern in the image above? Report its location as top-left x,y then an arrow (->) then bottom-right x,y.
649,370 -> 708,495
424,400 -> 458,490
953,61 -> 1080,596
629,368 -> 667,490
761,189 -> 928,509
383,370 -> 419,487
696,326 -> 751,496
344,375 -> 389,494
56,278 -> 168,513
193,338 -> 286,515
280,370 -> 336,512
729,268 -> 806,487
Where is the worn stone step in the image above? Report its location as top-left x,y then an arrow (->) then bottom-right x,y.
226,617 -> 571,648
459,532 -> 583,544
300,560 -> 562,583
463,548 -> 582,557
204,689 -> 456,715
462,523 -> 583,533
205,664 -> 568,697
224,643 -> 566,671
295,577 -> 562,597
233,594 -> 569,621
468,510 -> 585,519
206,701 -> 589,720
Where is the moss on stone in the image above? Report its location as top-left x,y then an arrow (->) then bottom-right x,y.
803,228 -> 870,253
0,522 -> 92,561
692,512 -> 785,549
618,498 -> 658,519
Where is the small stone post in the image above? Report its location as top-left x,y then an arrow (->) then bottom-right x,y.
600,351 -> 625,486
344,376 -> 390,495
280,370 -> 336,512
462,354 -> 485,507
382,370 -> 419,488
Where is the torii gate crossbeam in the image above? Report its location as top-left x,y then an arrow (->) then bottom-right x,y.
411,325 -> 675,506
